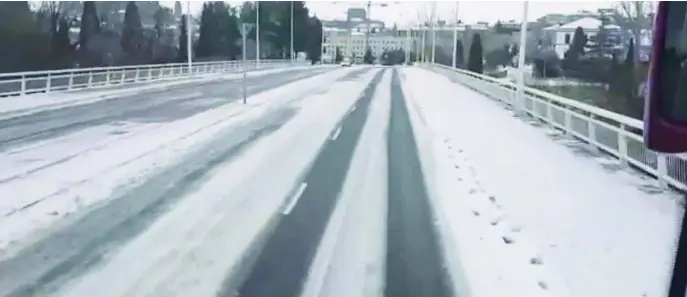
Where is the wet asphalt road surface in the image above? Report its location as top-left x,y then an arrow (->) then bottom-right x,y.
385,69 -> 453,297
231,68 -> 453,297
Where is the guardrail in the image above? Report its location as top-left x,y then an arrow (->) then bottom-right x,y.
0,59 -> 303,97
426,63 -> 687,192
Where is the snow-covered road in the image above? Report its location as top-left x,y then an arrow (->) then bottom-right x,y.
0,65 -> 681,297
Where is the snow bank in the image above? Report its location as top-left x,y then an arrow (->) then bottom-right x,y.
402,67 -> 682,297
0,66 -> 353,257
0,65 -> 329,120
54,68 -> 380,297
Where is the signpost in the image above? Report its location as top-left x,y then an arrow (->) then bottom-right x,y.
241,23 -> 255,104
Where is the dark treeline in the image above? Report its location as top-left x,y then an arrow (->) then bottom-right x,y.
0,1 -> 323,74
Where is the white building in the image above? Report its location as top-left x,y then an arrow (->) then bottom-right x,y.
322,29 -> 411,63
542,17 -> 621,58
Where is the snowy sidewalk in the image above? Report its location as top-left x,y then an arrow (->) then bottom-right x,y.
401,67 -> 682,297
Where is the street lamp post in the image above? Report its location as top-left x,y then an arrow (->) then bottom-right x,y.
241,23 -> 253,104
515,1 -> 530,117
430,1 -> 437,64
256,2 -> 260,66
290,1 -> 294,61
451,2 -> 460,68
186,1 -> 192,74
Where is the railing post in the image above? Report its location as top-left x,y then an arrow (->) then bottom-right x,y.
618,124 -> 628,167
87,72 -> 93,87
45,73 -> 52,93
147,66 -> 153,81
20,75 -> 26,96
158,67 -> 163,80
135,68 -> 140,82
105,68 -> 111,85
657,153 -> 669,190
588,114 -> 598,153
67,72 -> 74,90
564,108 -> 572,138
120,70 -> 125,84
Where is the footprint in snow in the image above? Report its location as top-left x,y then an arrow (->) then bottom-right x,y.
538,281 -> 548,290
502,235 -> 515,244
530,256 -> 543,265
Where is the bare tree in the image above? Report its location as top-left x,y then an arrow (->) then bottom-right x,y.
612,1 -> 654,63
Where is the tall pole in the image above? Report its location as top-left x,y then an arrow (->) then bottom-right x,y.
321,27 -> 325,64
451,2 -> 459,68
365,1 -> 371,63
242,24 -> 248,104
256,2 -> 260,65
347,16 -> 352,60
430,1 -> 437,64
186,1 -> 192,74
290,1 -> 294,61
516,1 -> 530,116
405,25 -> 411,64
421,25 -> 426,62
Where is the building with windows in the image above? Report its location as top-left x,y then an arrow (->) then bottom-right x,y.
542,17 -> 621,58
322,29 -> 411,63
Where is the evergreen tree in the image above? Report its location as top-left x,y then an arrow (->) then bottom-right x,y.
454,39 -> 464,68
625,38 -> 635,68
467,33 -> 484,74
568,26 -> 587,58
306,16 -> 323,63
178,14 -> 188,62
334,46 -> 342,63
196,2 -> 215,57
79,1 -> 100,49
121,1 -> 142,53
364,46 -> 374,64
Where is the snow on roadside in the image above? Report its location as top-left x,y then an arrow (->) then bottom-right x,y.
0,65 -> 329,120
402,67 -> 681,297
53,67 -> 381,297
0,66 -> 356,257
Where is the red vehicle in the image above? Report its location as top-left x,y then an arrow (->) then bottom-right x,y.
646,2 -> 687,296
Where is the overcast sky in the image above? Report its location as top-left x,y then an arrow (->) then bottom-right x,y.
167,1 -> 618,26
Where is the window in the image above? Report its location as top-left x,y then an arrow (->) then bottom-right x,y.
658,1 -> 687,122
564,33 -> 571,44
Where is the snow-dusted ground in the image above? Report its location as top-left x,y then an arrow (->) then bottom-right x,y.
49,68 -> 380,297
0,65 -> 322,120
302,69 -> 391,297
0,66 -> 353,258
401,67 -> 683,297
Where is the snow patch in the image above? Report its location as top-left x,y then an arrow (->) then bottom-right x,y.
402,67 -> 682,297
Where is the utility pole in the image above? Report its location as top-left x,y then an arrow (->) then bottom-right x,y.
290,1 -> 294,61
516,1 -> 530,117
364,0 -> 371,63
430,1 -> 437,64
256,2 -> 260,66
451,2 -> 460,68
242,23 -> 249,104
186,1 -> 192,74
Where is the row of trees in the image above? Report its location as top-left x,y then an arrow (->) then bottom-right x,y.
183,1 -> 322,63
0,1 -> 324,73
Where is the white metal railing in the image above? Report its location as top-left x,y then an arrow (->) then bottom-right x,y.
0,59 -> 305,97
425,63 -> 687,192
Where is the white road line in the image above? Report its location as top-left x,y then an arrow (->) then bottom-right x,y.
282,182 -> 308,215
330,126 -> 343,140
